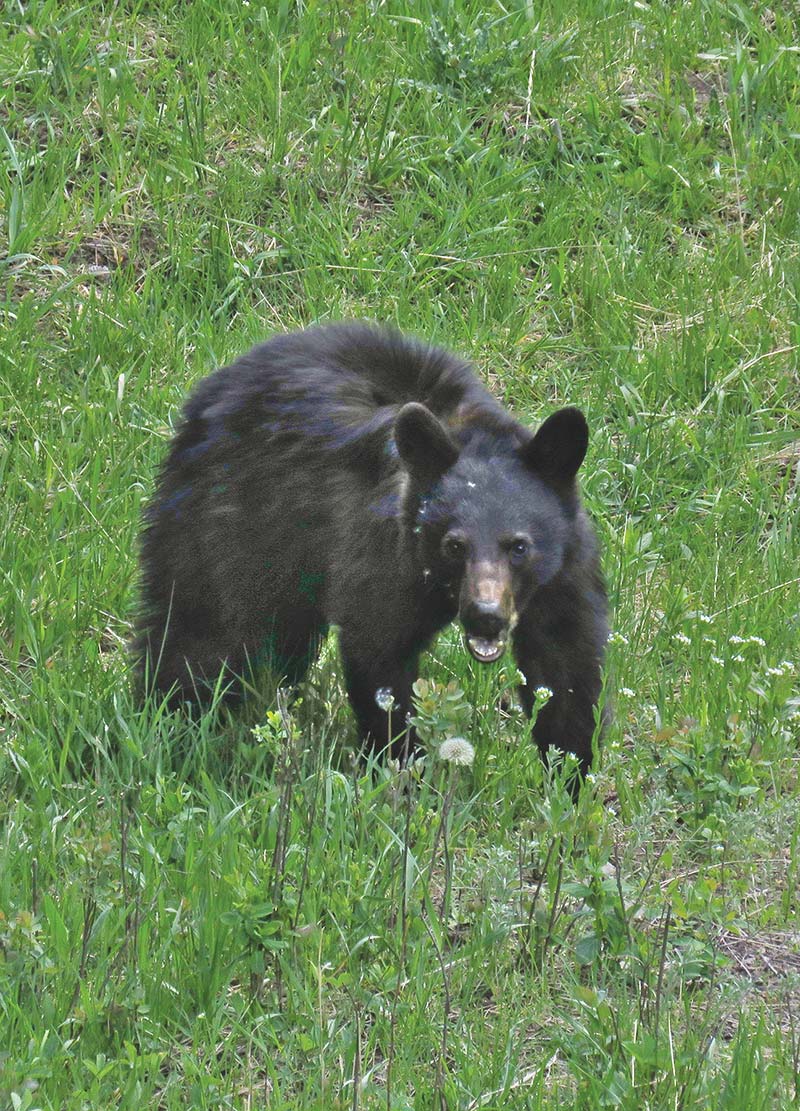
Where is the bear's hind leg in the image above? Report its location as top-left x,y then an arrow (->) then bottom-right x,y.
138,611 -> 246,710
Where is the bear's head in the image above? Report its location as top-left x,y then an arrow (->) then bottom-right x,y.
394,402 -> 589,663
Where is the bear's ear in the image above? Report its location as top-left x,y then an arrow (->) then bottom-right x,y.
394,403 -> 459,487
521,407 -> 589,483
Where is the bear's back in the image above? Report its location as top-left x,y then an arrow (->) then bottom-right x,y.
172,323 -> 513,476
193,323 -> 500,423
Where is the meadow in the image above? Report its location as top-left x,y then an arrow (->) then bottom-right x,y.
1,0 -> 799,1106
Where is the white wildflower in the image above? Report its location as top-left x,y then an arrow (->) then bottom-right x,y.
438,737 -> 475,767
711,656 -> 724,667
733,654 -> 745,663
673,633 -> 691,645
607,631 -> 629,646
619,687 -> 635,698
534,686 -> 553,702
748,636 -> 766,647
729,635 -> 745,644
698,613 -> 713,624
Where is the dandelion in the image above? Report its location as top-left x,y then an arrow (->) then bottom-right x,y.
673,632 -> 691,646
434,737 -> 474,919
534,686 -> 553,703
374,687 -> 397,712
438,737 -> 475,767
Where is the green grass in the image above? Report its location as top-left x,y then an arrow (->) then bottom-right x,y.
2,0 -> 799,1106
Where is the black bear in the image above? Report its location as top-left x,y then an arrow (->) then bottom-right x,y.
136,323 -> 608,773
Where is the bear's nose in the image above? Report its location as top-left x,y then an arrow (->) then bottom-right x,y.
462,601 -> 506,639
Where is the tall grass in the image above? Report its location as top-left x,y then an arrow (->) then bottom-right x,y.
1,1 -> 798,1106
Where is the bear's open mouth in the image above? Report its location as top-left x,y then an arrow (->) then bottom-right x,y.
466,635 -> 507,663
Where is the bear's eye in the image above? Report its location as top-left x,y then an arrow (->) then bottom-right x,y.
442,535 -> 467,561
509,537 -> 530,563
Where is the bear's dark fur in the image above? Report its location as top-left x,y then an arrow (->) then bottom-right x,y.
136,323 -> 608,773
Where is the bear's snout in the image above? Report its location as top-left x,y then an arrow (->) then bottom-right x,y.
459,563 -> 515,663
461,600 -> 506,640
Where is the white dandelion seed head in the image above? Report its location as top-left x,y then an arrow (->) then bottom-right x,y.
374,687 -> 397,712
438,737 -> 475,767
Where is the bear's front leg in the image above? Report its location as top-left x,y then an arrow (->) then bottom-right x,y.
339,639 -> 421,760
513,609 -> 606,780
